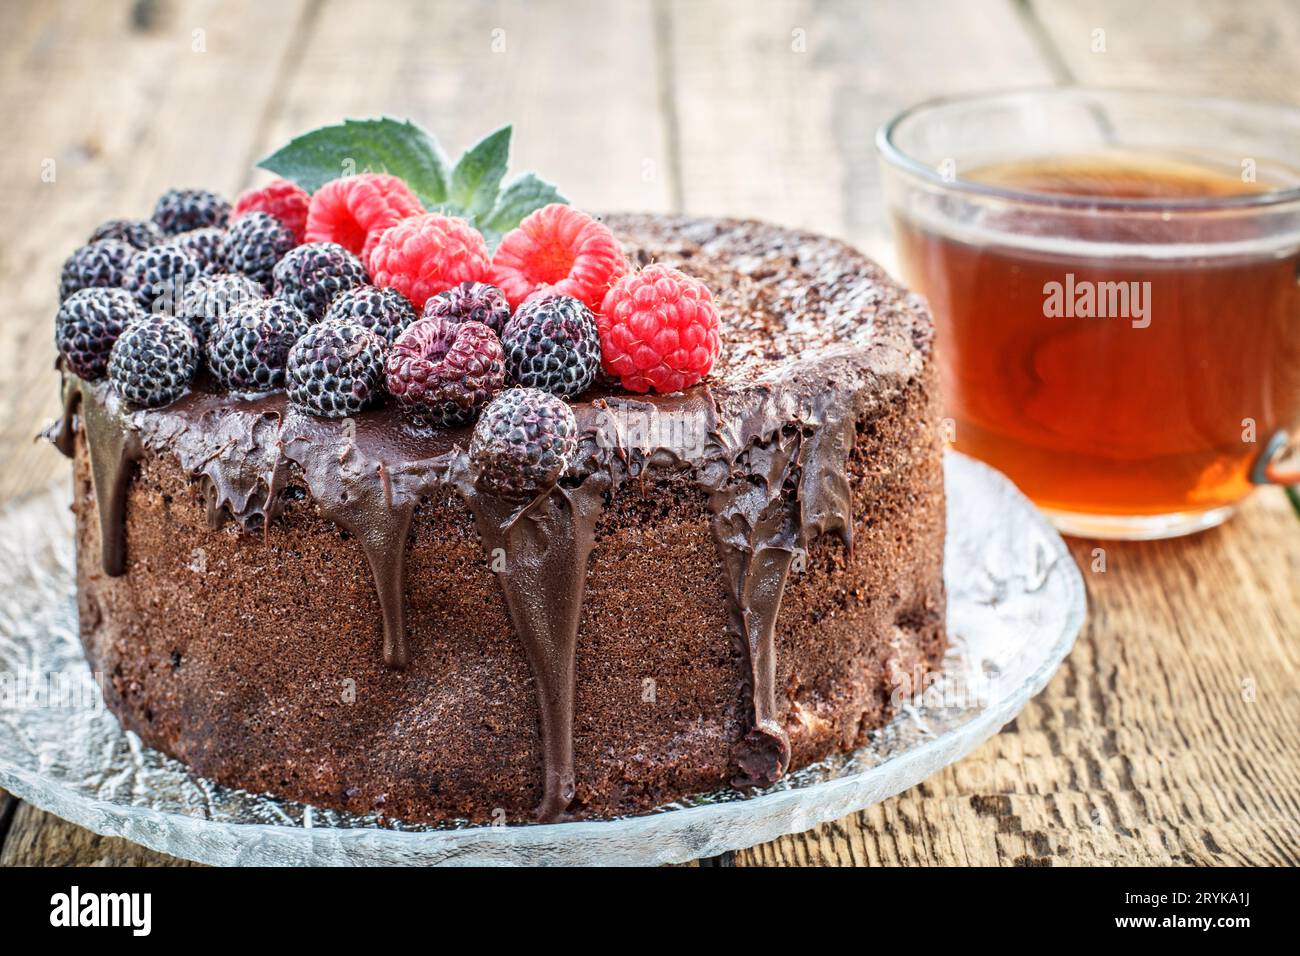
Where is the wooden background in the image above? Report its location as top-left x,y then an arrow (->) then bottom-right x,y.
1,0 -> 1298,866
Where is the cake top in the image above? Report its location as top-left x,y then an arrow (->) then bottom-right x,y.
59,213 -> 930,486
53,120 -> 929,498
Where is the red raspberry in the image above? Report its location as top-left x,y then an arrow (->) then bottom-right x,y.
305,174 -> 424,259
232,179 -> 310,244
490,204 -> 629,311
598,265 -> 722,394
367,213 -> 492,311
385,317 -> 505,427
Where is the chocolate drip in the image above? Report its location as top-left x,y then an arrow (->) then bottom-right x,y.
702,395 -> 859,787
183,411 -> 291,533
706,430 -> 801,786
49,378 -> 81,458
279,424 -> 450,672
79,383 -> 143,577
461,478 -> 608,820
288,449 -> 417,670
351,497 -> 416,670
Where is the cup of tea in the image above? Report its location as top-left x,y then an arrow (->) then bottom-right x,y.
877,87 -> 1300,539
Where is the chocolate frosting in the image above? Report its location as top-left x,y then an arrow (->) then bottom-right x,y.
48,215 -> 931,821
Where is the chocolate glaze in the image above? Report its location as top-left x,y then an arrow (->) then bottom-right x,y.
49,376 -> 81,459
49,215 -> 931,821
459,481 -> 608,820
80,384 -> 143,577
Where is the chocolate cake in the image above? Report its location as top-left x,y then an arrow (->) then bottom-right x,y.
50,214 -> 946,824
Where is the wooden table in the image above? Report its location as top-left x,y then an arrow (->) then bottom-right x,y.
2,0 -> 1297,867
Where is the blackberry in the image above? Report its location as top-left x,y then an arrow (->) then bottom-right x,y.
272,241 -> 368,321
207,297 -> 311,391
501,294 -> 600,399
178,272 -> 265,346
89,217 -> 163,251
422,281 -> 511,336
55,288 -> 144,380
470,387 -> 579,498
322,285 -> 416,346
107,316 -> 200,408
152,188 -> 230,235
222,211 -> 295,289
166,226 -> 226,275
385,317 -> 505,428
123,244 -> 201,312
286,321 -> 387,419
59,240 -> 135,302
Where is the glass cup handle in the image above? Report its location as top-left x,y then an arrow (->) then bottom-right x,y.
1252,429 -> 1300,485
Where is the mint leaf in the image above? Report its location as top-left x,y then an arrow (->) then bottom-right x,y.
257,117 -> 450,205
449,126 -> 512,218
479,173 -> 567,241
258,118 -> 566,248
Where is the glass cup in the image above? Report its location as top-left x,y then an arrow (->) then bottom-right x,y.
877,87 -> 1300,539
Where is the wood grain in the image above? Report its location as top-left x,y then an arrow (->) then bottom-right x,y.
1027,0 -> 1300,98
0,0 -> 312,504
0,801 -> 195,867
663,0 -> 1057,263
1,0 -> 1297,867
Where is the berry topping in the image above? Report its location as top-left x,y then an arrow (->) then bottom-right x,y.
59,240 -> 135,302
152,188 -> 231,235
207,298 -> 312,391
501,294 -> 599,399
55,288 -> 144,380
422,281 -> 511,336
222,211 -> 296,288
89,218 -> 163,251
490,204 -> 628,311
385,317 -> 505,428
123,244 -> 202,312
233,178 -> 310,244
287,321 -> 388,419
177,272 -> 265,346
597,264 -> 721,394
470,387 -> 579,498
367,213 -> 492,311
272,241 -> 368,321
166,226 -> 226,275
322,285 -> 417,346
108,316 -> 200,408
305,173 -> 425,260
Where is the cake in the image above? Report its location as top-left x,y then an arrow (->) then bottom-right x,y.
45,126 -> 945,825
49,213 -> 944,823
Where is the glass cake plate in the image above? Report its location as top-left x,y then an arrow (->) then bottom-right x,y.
0,452 -> 1084,866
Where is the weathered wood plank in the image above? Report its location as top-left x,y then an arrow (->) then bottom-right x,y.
1027,0 -> 1300,99
248,0 -> 674,215
663,0 -> 1057,263
0,788 -> 16,855
0,802 -> 195,867
0,0 -> 313,506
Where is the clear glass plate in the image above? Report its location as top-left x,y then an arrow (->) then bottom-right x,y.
0,452 -> 1084,866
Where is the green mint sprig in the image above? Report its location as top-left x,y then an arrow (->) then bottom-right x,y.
256,117 -> 566,247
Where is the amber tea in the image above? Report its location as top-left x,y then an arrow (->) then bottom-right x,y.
892,153 -> 1300,531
